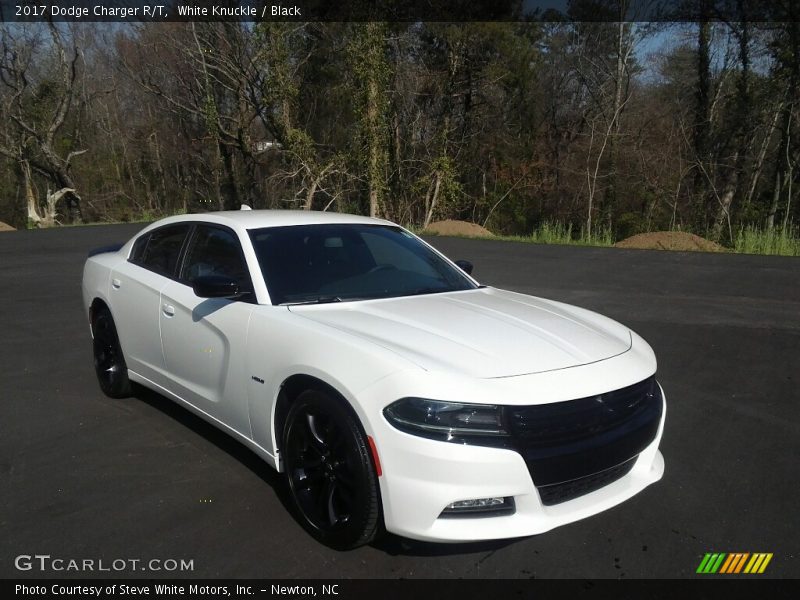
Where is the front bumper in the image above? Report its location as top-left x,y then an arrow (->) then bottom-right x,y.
366,376 -> 666,543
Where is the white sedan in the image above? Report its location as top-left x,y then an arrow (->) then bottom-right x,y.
82,210 -> 665,549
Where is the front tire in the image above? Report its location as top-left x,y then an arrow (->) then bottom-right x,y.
92,307 -> 132,399
282,390 -> 380,549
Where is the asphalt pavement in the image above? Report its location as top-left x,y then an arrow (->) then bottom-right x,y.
1,223 -> 798,578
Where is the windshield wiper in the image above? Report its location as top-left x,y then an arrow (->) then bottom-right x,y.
281,295 -> 343,306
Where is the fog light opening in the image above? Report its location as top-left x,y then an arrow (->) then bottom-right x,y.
439,496 -> 515,518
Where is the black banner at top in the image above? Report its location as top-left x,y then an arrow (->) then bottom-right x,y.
2,0 -> 800,23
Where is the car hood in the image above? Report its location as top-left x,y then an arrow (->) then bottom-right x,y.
288,287 -> 632,378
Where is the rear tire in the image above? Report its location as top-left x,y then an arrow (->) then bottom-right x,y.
92,307 -> 132,399
282,389 -> 380,549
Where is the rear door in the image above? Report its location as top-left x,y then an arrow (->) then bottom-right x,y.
110,223 -> 190,384
159,224 -> 255,437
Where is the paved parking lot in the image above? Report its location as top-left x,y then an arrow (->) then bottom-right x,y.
1,224 -> 797,578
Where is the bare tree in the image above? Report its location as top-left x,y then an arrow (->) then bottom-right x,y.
0,24 -> 86,225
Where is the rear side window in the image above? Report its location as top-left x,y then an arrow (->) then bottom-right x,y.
136,224 -> 190,277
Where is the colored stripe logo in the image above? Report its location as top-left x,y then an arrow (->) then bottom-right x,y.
697,553 -> 773,574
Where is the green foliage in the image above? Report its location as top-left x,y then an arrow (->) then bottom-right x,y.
203,93 -> 219,135
255,22 -> 301,110
284,128 -> 315,163
432,155 -> 463,205
346,22 -> 391,214
734,224 -> 800,256
615,211 -> 646,241
488,221 -> 614,247
3,20 -> 799,260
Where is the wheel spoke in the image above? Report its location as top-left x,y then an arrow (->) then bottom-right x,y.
305,413 -> 329,453
313,478 -> 334,525
295,468 -> 324,492
326,481 -> 338,525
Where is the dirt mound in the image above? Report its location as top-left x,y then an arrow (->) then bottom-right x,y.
423,220 -> 493,238
615,231 -> 725,252
0,221 -> 16,232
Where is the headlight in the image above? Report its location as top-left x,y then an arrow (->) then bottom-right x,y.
383,397 -> 509,445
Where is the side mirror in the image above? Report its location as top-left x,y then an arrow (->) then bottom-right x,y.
192,275 -> 241,299
454,259 -> 474,275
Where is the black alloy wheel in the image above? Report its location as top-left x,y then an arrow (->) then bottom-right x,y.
283,390 -> 380,549
92,307 -> 132,399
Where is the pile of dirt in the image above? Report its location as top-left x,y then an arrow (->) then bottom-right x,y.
423,220 -> 493,238
0,221 -> 16,232
615,231 -> 725,252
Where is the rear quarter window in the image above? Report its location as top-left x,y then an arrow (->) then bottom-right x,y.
132,224 -> 190,278
129,235 -> 149,263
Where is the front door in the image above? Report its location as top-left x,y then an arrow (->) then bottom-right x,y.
159,224 -> 254,437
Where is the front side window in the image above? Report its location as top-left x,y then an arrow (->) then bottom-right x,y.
136,224 -> 190,277
249,224 -> 476,305
181,225 -> 251,290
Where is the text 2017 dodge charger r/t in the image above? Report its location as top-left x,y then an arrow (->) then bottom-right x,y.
82,210 -> 665,549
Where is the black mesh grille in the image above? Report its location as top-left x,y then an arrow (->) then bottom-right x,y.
505,376 -> 662,499
537,456 -> 638,506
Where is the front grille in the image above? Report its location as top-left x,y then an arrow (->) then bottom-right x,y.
506,376 -> 662,502
537,456 -> 638,506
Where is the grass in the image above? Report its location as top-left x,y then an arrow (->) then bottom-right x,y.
420,221 -> 615,247
734,224 -> 800,257
426,220 -> 800,257
495,221 -> 615,247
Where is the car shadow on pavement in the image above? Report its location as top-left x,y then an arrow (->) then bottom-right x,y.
131,382 -> 521,558
130,383 -> 297,517
372,534 -> 518,557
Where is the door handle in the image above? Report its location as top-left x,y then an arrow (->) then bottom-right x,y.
111,278 -> 121,289
162,304 -> 175,317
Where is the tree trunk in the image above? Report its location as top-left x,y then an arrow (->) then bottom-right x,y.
602,18 -> 629,228
52,166 -> 83,223
304,175 -> 319,210
21,161 -> 42,226
362,22 -> 388,219
711,174 -> 736,242
219,142 -> 240,211
694,18 -> 712,227
367,74 -> 380,218
423,171 -> 442,229
766,167 -> 784,230
783,148 -> 795,232
743,100 -> 783,215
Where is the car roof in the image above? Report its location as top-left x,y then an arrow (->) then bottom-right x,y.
148,209 -> 394,231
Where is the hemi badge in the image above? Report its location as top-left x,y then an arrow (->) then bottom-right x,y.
251,376 -> 265,384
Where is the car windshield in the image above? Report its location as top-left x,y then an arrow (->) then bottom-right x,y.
248,224 -> 477,305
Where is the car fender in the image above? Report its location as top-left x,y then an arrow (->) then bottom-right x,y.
82,251 -> 126,333
244,307 -> 419,465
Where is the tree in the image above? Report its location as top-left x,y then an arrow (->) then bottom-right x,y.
348,22 -> 390,218
0,24 -> 86,225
